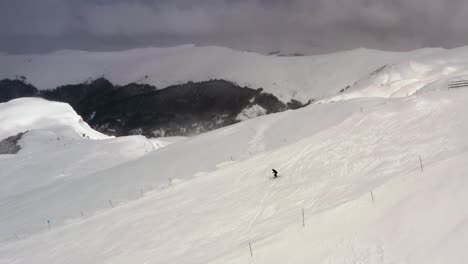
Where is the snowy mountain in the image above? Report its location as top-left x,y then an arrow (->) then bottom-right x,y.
325,46 -> 468,101
0,45 -> 444,103
1,45 -> 468,263
0,98 -> 178,217
2,45 -> 461,138
0,78 -> 296,137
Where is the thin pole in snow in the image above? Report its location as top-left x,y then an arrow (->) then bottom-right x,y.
249,241 -> 253,257
81,210 -> 85,217
419,154 -> 424,173
360,107 -> 363,113
169,178 -> 173,185
371,191 -> 375,203
47,219 -> 51,231
302,208 -> 305,227
109,200 -> 114,208
15,233 -> 19,240
140,188 -> 144,197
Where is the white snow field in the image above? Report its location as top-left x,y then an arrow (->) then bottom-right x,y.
0,98 -> 177,240
0,97 -> 108,141
1,87 -> 468,263
0,45 -> 443,103
326,46 -> 468,102
2,46 -> 468,263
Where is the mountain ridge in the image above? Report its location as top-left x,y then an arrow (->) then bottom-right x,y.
0,78 -> 310,137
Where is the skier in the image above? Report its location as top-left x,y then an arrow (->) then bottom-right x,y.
272,169 -> 278,178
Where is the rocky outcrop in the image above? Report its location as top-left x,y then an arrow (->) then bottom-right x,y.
0,132 -> 26,154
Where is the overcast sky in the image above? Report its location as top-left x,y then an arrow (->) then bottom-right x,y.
1,0 -> 468,54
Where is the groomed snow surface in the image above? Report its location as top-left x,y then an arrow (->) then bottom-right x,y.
2,46 -> 468,263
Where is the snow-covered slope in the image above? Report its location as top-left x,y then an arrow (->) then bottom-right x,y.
3,46 -> 468,263
326,46 -> 468,101
0,98 -> 108,141
0,45 -> 442,103
1,84 -> 468,263
0,98 -> 177,234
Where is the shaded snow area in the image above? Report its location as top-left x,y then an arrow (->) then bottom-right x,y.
0,45 -> 442,103
1,85 -> 468,263
236,104 -> 267,121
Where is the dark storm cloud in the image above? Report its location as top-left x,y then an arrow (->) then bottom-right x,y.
1,0 -> 468,54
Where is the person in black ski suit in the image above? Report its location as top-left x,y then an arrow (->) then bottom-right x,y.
272,169 -> 278,178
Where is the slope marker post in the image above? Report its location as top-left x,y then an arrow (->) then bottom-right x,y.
371,191 -> 375,203
109,200 -> 114,208
249,241 -> 253,257
419,154 -> 424,173
302,208 -> 305,227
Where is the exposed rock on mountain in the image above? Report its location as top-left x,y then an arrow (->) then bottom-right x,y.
0,132 -> 26,154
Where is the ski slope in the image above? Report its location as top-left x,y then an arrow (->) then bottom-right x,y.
0,45 -> 443,103
2,45 -> 468,263
1,85 -> 468,263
